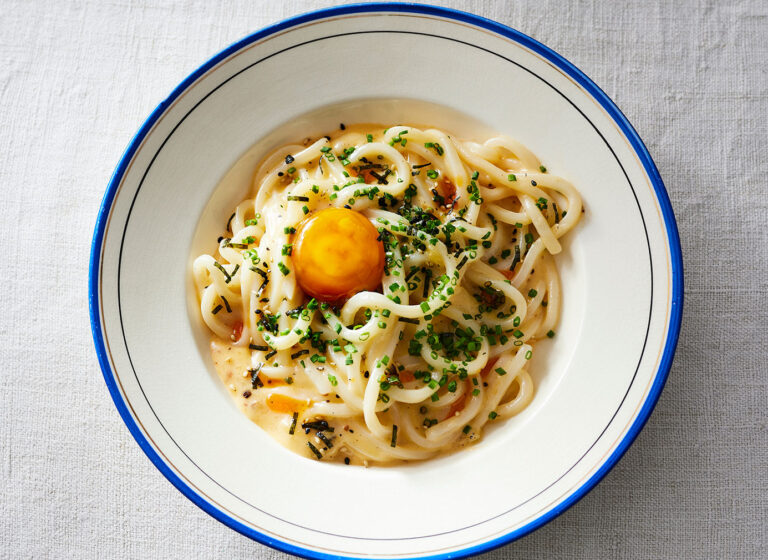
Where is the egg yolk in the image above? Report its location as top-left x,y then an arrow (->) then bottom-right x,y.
266,393 -> 310,415
292,207 -> 384,302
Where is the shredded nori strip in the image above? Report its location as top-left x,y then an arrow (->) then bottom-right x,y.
370,169 -> 392,185
456,255 -> 469,270
509,245 -> 521,272
226,212 -> 235,231
250,365 -> 264,388
213,261 -> 231,283
356,162 -> 386,170
316,432 -> 333,448
250,266 -> 267,279
211,304 -> 223,315
391,425 -> 398,448
405,267 -> 421,281
256,278 -> 269,296
553,202 -> 560,224
398,317 -> 420,324
221,296 -> 232,313
227,242 -> 248,249
289,412 -> 298,435
265,349 -> 277,360
249,344 -> 269,351
307,441 -> 323,459
291,349 -> 309,359
287,195 -> 309,202
423,269 -> 432,298
412,162 -> 432,169
301,420 -> 334,432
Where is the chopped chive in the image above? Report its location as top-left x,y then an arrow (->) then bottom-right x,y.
301,205 -> 309,215
488,411 -> 498,420
508,174 -> 517,181
463,425 -> 471,434
277,262 -> 290,275
539,165 -> 547,172
547,330 -> 556,338
495,367 -> 507,376
525,350 -> 532,360
528,289 -> 538,298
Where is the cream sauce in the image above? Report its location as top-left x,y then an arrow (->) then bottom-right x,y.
211,338 -> 372,465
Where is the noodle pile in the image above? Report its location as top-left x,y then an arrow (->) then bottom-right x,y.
193,124 -> 582,464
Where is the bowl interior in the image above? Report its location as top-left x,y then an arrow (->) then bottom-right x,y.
94,8 -> 677,558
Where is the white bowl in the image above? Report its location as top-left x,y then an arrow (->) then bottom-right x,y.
89,4 -> 683,558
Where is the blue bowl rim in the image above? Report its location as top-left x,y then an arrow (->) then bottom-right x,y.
88,3 -> 684,558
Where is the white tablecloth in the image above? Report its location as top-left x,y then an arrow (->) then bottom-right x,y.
2,1 -> 766,558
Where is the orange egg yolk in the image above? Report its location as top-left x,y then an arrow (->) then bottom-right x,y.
292,207 -> 385,303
